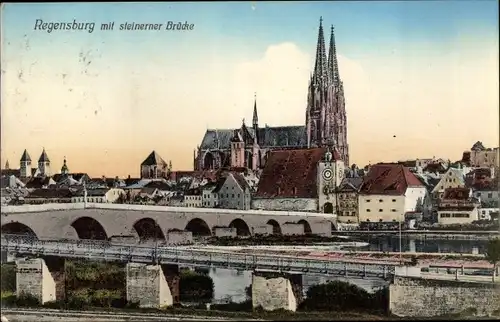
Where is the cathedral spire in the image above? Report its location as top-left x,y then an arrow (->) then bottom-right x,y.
313,17 -> 328,83
252,93 -> 258,127
328,25 -> 340,87
5,159 -> 9,170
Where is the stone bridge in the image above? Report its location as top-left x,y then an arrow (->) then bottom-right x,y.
0,203 -> 337,241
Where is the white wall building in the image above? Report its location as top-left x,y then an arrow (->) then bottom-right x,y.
358,163 -> 427,223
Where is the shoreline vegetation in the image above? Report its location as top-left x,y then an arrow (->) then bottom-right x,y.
2,260 -> 497,320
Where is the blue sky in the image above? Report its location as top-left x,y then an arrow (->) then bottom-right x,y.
1,1 -> 498,176
2,1 -> 498,62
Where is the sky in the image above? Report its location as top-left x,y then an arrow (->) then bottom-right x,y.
1,1 -> 498,177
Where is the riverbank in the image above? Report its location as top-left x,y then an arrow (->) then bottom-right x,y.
333,230 -> 500,241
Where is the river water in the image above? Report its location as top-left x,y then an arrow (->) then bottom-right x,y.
205,237 -> 488,303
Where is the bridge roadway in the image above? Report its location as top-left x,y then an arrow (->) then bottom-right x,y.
1,234 -> 395,279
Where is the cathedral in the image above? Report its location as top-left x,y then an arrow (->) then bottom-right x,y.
194,18 -> 349,171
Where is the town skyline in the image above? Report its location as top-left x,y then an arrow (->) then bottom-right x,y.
2,2 -> 498,177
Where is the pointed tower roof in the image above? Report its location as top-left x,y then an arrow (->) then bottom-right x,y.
61,156 -> 69,174
38,148 -> 50,163
20,149 -> 31,162
328,25 -> 340,86
141,150 -> 166,166
313,17 -> 328,83
5,160 -> 9,170
252,93 -> 258,126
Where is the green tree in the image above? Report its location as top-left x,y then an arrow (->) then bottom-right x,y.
485,238 -> 500,282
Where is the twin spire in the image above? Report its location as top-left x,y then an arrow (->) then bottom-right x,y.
313,17 -> 341,87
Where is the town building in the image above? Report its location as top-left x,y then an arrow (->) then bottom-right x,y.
431,167 -> 467,200
140,151 -> 171,179
184,188 -> 202,208
357,163 -> 427,223
194,18 -> 349,171
437,187 -> 480,225
461,141 -> 500,169
336,177 -> 363,223
252,146 -> 344,212
202,182 -> 219,208
71,188 -> 125,203
212,172 -> 252,210
24,188 -> 74,204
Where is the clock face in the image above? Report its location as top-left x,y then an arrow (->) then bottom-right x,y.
322,168 -> 333,181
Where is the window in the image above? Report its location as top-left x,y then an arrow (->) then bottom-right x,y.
232,194 -> 234,198
488,193 -> 493,198
477,192 -> 481,197
391,209 -> 396,212
379,199 -> 383,203
292,187 -> 297,195
392,199 -> 396,202
238,194 -> 240,198
378,209 -> 383,212
440,213 -> 451,218
482,210 -> 486,214
366,209 -> 371,212
366,199 -> 371,202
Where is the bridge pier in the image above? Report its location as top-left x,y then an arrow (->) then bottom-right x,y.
15,256 -> 66,304
251,270 -> 303,312
125,263 -> 180,308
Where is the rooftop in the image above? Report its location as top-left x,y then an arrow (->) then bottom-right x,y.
359,163 -> 424,195
255,147 -> 325,198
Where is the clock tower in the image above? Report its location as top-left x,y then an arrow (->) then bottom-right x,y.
317,143 -> 345,214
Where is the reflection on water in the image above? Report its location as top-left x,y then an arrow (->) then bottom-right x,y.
208,268 -> 389,303
364,237 -> 489,254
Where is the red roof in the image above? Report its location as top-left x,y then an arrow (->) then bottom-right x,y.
359,163 -> 424,195
255,148 -> 325,198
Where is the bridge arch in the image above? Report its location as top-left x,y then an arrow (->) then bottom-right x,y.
133,218 -> 165,241
229,218 -> 251,236
266,219 -> 282,235
1,222 -> 38,238
71,216 -> 108,240
297,219 -> 312,235
185,218 -> 211,237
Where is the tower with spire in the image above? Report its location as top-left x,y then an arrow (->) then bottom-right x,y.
37,148 -> 51,177
61,156 -> 69,175
20,149 -> 32,178
306,18 -> 349,165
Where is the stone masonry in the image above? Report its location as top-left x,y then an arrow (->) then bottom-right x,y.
252,270 -> 303,312
126,263 -> 179,308
15,256 -> 66,304
390,276 -> 500,317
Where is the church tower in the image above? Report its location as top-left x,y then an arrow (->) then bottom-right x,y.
317,143 -> 345,214
61,156 -> 69,175
306,18 -> 349,165
20,150 -> 32,178
38,148 -> 51,177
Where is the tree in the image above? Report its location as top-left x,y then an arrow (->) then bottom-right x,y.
485,238 -> 500,282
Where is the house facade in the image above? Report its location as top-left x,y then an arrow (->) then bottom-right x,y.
337,177 -> 362,223
437,187 -> 480,225
358,163 -> 427,223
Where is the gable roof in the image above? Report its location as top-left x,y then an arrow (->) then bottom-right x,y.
338,177 -> 363,192
359,163 -> 424,196
141,151 -> 167,166
255,147 -> 324,198
230,172 -> 251,191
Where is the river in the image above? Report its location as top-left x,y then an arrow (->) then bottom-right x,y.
204,236 -> 489,304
